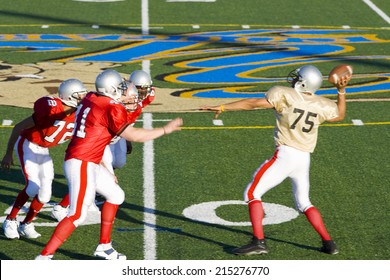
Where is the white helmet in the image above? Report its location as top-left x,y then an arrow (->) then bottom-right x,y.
58,79 -> 87,108
95,69 -> 127,100
129,70 -> 152,100
287,65 -> 323,94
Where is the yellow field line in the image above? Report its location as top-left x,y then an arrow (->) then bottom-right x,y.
182,125 -> 274,130
182,121 -> 390,130
1,121 -> 390,130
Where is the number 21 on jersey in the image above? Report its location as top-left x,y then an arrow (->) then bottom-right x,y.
75,105 -> 91,138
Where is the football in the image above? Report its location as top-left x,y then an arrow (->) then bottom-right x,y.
328,64 -> 353,84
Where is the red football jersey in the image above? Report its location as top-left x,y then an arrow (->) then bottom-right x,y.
126,90 -> 154,124
127,106 -> 143,124
21,96 -> 75,148
141,94 -> 154,107
65,92 -> 130,164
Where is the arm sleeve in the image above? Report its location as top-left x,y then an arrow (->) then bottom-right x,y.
141,94 -> 154,107
31,97 -> 54,128
107,104 -> 131,136
323,101 -> 339,121
266,86 -> 284,112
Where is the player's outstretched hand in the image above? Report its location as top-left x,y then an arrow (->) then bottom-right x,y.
163,118 -> 183,134
199,105 -> 223,119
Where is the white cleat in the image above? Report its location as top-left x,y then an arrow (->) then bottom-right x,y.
18,222 -> 41,239
94,242 -> 127,260
51,205 -> 69,222
35,254 -> 53,260
2,219 -> 20,239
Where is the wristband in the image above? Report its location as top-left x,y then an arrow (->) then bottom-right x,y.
338,91 -> 346,95
220,104 -> 225,112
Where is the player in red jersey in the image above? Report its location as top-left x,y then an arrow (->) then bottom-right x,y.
50,72 -> 155,221
35,69 -> 182,260
129,69 -> 155,105
106,70 -> 156,165
110,70 -> 155,168
1,79 -> 87,239
50,82 -> 144,222
123,69 -> 155,153
93,70 -> 155,174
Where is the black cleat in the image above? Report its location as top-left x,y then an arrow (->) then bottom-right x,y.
321,240 -> 339,255
232,237 -> 268,255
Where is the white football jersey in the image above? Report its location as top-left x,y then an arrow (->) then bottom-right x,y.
266,86 -> 339,153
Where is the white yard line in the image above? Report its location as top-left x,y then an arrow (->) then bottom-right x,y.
143,113 -> 157,260
362,0 -> 390,24
141,0 -> 149,35
352,119 -> 365,126
142,60 -> 151,76
141,8 -> 154,260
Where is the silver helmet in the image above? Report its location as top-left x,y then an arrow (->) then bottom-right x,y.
122,81 -> 139,112
129,70 -> 152,100
95,69 -> 127,100
58,78 -> 87,108
287,65 -> 323,94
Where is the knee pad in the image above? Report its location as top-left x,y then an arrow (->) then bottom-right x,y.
26,181 -> 39,198
106,187 -> 125,205
37,179 -> 53,203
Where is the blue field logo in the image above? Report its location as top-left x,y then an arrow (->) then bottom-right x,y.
1,29 -> 389,98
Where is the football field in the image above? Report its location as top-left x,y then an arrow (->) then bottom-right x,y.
0,0 -> 389,278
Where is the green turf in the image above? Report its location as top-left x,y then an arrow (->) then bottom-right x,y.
1,102 -> 389,260
0,0 -> 390,262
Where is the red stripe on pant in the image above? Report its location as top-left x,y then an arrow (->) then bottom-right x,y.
69,160 -> 88,222
17,137 -> 29,187
40,160 -> 89,256
247,150 -> 279,201
7,138 -> 30,219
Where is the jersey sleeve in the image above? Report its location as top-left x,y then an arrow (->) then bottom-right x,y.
321,99 -> 339,121
127,106 -> 142,124
31,97 -> 56,128
265,86 -> 286,113
107,104 -> 131,136
141,92 -> 155,107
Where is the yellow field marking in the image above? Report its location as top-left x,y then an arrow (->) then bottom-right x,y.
2,122 -> 390,130
182,125 -> 274,130
182,121 -> 390,130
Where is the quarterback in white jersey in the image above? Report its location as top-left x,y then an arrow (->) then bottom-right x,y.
201,65 -> 351,256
